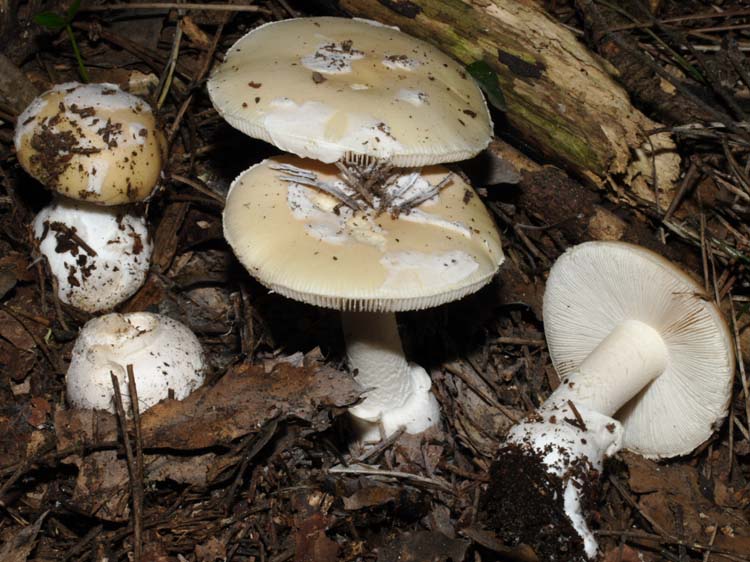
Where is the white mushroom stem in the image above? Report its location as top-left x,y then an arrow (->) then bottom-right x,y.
342,311 -> 440,442
504,318 -> 669,558
547,319 -> 669,416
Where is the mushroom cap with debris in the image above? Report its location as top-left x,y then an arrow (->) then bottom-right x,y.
15,82 -> 165,205
223,155 -> 503,312
543,241 -> 735,458
33,199 -> 152,313
208,17 -> 492,166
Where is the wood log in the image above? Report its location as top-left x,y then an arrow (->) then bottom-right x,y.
325,0 -> 681,211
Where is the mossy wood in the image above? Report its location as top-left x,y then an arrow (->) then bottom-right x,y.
333,0 -> 680,209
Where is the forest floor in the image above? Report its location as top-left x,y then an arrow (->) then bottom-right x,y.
0,0 -> 749,561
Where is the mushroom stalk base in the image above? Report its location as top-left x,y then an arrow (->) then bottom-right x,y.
488,319 -> 667,559
493,403 -> 623,560
342,311 -> 440,442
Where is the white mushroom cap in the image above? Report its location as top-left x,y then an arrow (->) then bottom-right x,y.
543,241 -> 735,458
33,198 -> 152,313
15,82 -> 165,205
223,155 -> 503,312
208,17 -> 492,166
67,312 -> 205,414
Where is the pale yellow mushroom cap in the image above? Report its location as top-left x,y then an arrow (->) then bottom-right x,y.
15,82 -> 165,205
208,17 -> 492,166
223,155 -> 504,312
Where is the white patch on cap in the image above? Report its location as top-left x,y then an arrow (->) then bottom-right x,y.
269,97 -> 297,109
128,123 -> 147,145
382,55 -> 422,71
395,89 -> 428,106
399,209 -> 472,239
287,182 -> 386,249
350,83 -> 370,91
301,41 -> 365,75
264,100 -> 339,160
380,250 -> 478,291
86,158 -> 110,194
264,99 -> 404,162
353,17 -> 400,31
388,173 -> 440,208
60,83 -> 146,113
345,121 -> 403,160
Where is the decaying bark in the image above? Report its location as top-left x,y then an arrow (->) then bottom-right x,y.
329,0 -> 681,211
0,53 -> 39,116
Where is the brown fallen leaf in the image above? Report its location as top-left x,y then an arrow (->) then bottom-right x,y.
601,544 -> 657,562
71,450 -> 131,522
377,530 -> 470,562
343,484 -> 401,510
56,360 -> 359,451
292,491 -> 339,562
0,310 -> 36,351
624,452 -> 750,556
0,511 -> 47,562
195,536 -> 227,562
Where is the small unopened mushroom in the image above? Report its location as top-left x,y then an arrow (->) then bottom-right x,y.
208,17 -> 491,207
67,312 -> 206,414
223,155 -> 503,442
33,198 -> 151,313
15,82 -> 165,205
484,241 -> 735,560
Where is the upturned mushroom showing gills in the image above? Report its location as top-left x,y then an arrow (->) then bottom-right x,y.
484,241 -> 735,561
15,82 -> 165,205
208,17 -> 492,210
67,312 -> 206,415
33,198 -> 152,313
223,155 -> 504,442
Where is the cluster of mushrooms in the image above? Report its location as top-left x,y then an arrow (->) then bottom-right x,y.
14,15 -> 738,562
207,17 -> 504,442
16,82 -> 205,414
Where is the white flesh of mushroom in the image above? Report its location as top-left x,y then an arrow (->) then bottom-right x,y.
67,312 -> 206,414
342,311 -> 440,442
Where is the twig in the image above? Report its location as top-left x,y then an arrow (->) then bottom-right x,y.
110,372 -> 142,562
595,530 -> 750,561
352,426 -> 406,464
223,419 -> 279,510
0,303 -> 63,373
493,336 -> 546,346
170,173 -> 225,203
126,366 -> 145,562
156,10 -> 185,109
81,2 -> 271,13
167,20 -> 226,145
728,296 -> 750,430
328,463 -> 454,494
443,362 -> 519,423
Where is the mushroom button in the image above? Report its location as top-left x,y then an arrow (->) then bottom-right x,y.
484,241 -> 735,559
15,82 -> 165,205
67,312 -> 206,415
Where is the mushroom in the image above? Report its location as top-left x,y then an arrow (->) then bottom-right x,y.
223,155 -> 503,441
67,312 -> 206,414
33,198 -> 152,313
15,82 -> 165,205
208,17 -> 492,209
484,241 -> 735,560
